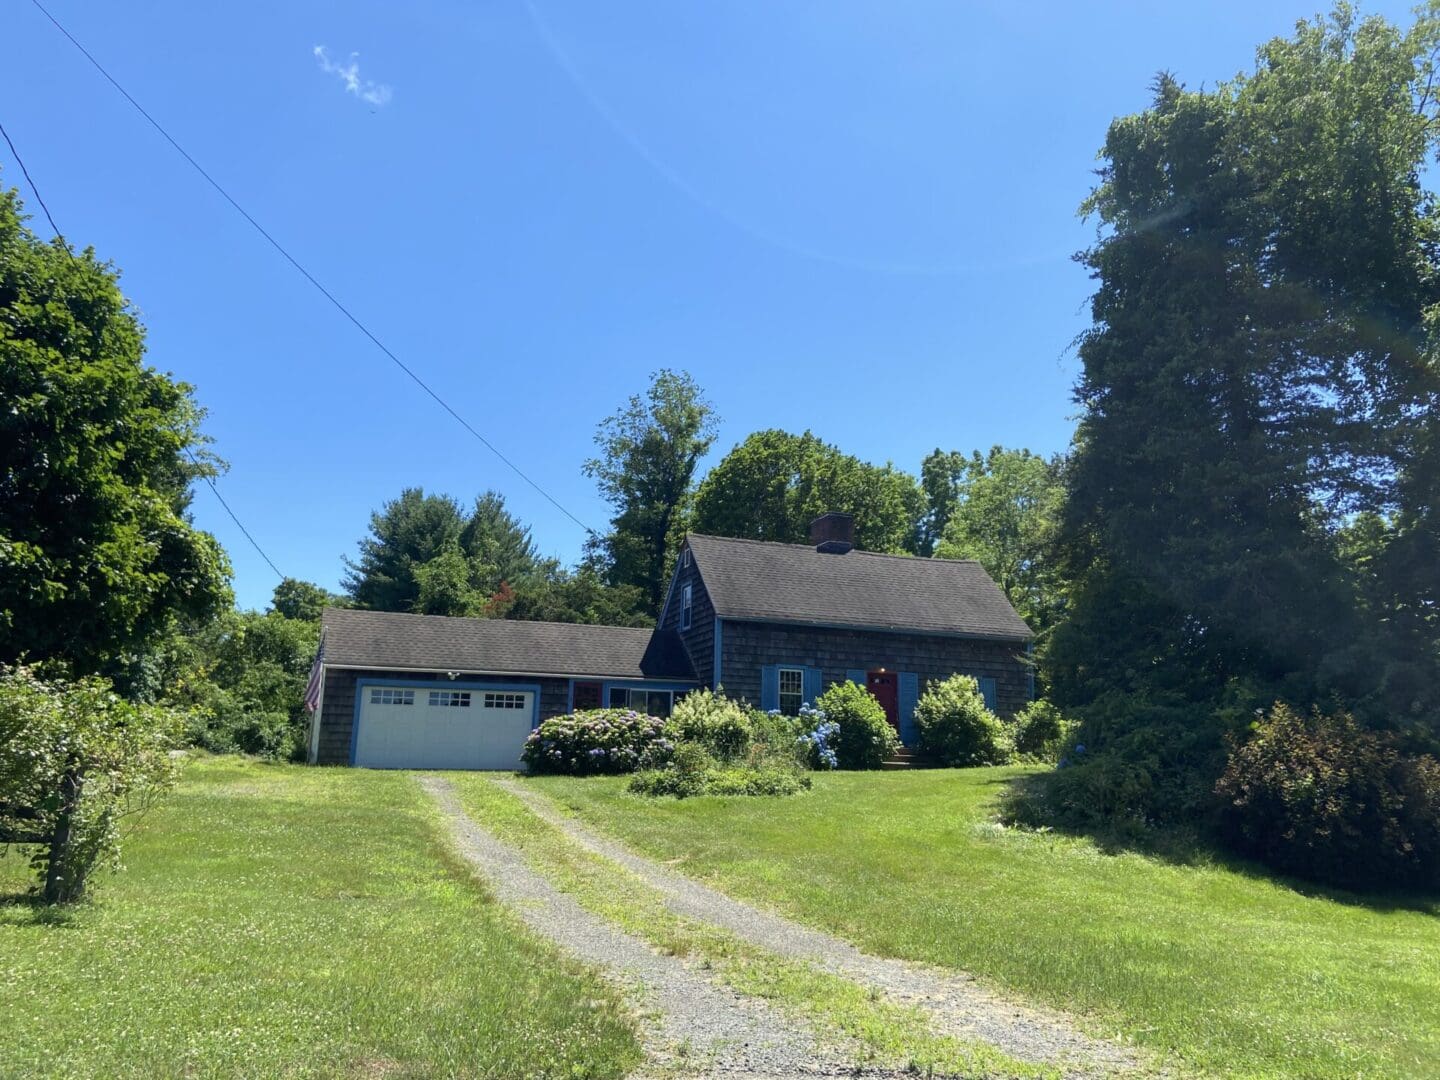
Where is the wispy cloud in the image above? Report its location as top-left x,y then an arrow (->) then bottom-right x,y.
312,45 -> 392,106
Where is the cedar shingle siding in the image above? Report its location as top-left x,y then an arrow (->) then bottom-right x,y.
718,620 -> 1030,719
661,551 -> 719,684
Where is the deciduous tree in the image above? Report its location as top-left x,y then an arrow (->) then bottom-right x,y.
0,185 -> 232,676
585,370 -> 718,617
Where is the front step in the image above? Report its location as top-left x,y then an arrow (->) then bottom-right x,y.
882,746 -> 920,769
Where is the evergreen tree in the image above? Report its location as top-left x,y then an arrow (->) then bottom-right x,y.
1048,9 -> 1440,823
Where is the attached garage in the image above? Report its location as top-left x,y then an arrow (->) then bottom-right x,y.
352,681 -> 538,770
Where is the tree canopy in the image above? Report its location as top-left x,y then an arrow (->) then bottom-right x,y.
934,447 -> 1066,634
342,488 -> 540,616
691,429 -> 923,553
1043,7 -> 1440,827
585,370 -> 718,618
0,186 -> 232,676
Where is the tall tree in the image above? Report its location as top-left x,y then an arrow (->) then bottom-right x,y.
343,487 -> 540,615
935,448 -> 1066,633
691,429 -> 923,553
918,449 -> 969,556
343,488 -> 468,612
1047,8 -> 1440,820
585,370 -> 718,618
0,185 -> 232,676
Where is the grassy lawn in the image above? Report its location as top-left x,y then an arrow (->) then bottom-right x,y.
527,767 -> 1440,1079
0,757 -> 641,1080
444,773 -> 1051,1080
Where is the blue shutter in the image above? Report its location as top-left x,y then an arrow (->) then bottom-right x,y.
846,668 -> 866,688
979,676 -> 998,712
803,666 -> 823,706
760,665 -> 780,711
898,672 -> 919,746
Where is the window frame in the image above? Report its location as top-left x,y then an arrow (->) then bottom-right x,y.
680,583 -> 693,630
427,690 -> 472,708
369,687 -> 415,706
482,691 -> 528,710
777,666 -> 805,717
607,687 -> 675,718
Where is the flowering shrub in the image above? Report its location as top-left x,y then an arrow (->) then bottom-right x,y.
914,675 -> 1011,766
814,681 -> 899,769
521,708 -> 670,776
668,688 -> 752,762
795,704 -> 839,769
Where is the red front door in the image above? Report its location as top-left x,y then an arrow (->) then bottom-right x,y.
867,671 -> 899,732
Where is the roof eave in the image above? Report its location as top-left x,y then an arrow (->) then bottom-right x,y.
708,613 -> 1032,643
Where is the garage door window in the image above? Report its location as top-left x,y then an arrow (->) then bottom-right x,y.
428,690 -> 472,707
483,692 -> 528,710
369,688 -> 414,706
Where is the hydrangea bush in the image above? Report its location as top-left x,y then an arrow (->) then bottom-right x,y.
521,708 -> 671,776
794,703 -> 839,769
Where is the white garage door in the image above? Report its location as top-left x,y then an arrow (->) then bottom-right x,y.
354,685 -> 535,770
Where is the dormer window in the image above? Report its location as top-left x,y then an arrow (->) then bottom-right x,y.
680,583 -> 693,630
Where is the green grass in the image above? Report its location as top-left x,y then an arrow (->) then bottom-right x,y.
444,773 -> 1053,1079
526,767 -> 1440,1079
0,757 -> 642,1080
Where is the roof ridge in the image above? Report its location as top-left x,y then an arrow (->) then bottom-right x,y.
686,532 -> 983,566
323,607 -> 656,634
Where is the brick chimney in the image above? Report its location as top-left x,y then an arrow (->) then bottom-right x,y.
809,512 -> 855,554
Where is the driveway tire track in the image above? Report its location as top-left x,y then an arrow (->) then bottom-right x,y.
421,775 -> 908,1079
491,774 -> 1144,1078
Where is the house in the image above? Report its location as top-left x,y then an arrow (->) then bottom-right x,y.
308,513 -> 1032,769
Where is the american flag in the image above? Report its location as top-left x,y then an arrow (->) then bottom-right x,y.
303,629 -> 326,714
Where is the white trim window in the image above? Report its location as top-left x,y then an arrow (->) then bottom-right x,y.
369,688 -> 414,706
483,692 -> 528,710
428,690 -> 472,708
609,687 -> 675,718
680,583 -> 693,630
778,667 -> 805,716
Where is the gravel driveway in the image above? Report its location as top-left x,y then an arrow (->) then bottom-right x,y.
491,775 -> 1144,1079
421,775 -> 909,1079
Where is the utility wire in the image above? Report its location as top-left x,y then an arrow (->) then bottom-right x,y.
0,119 -> 67,247
28,0 -> 599,537
0,116 -> 287,582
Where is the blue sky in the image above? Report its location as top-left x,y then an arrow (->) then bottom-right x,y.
3,1 -> 1416,610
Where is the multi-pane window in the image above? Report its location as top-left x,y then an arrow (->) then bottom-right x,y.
608,687 -> 674,718
428,690 -> 472,708
483,692 -> 527,710
680,583 -> 693,630
778,667 -> 805,716
369,688 -> 414,706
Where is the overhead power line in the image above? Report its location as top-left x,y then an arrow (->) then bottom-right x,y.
0,116 -> 287,582
28,0 -> 599,537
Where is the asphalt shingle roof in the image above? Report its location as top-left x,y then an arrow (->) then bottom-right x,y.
686,533 -> 1032,641
320,608 -> 696,680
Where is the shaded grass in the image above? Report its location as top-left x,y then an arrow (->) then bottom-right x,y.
445,773 -> 1056,1079
0,758 -> 641,1079
527,766 -> 1440,1079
